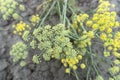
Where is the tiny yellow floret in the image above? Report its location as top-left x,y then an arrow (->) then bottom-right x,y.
80,63 -> 86,69
65,68 -> 70,73
30,14 -> 40,24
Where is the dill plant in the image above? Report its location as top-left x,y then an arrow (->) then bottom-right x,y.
9,0 -> 120,80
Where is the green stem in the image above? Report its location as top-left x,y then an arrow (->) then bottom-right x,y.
89,45 -> 99,75
73,70 -> 80,80
68,5 -> 75,15
80,23 -> 87,32
36,3 -> 49,27
93,65 -> 99,75
89,46 -> 93,65
86,67 -> 91,80
38,1 -> 57,27
92,42 -> 103,45
63,0 -> 67,25
57,1 -> 62,22
65,16 -> 70,28
95,33 -> 100,38
66,17 -> 79,39
67,35 -> 78,40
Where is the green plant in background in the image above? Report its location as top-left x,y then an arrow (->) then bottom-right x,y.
8,0 -> 120,80
10,41 -> 28,66
0,0 -> 25,20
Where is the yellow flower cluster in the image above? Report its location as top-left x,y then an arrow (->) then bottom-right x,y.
73,21 -> 94,55
73,13 -> 89,30
72,13 -> 94,50
30,14 -> 40,25
92,11 -> 118,32
73,31 -> 94,55
72,0 -> 120,77
85,0 -> 119,44
13,21 -> 30,35
91,0 -> 120,78
97,0 -> 111,13
71,14 -> 94,74
76,14 -> 89,22
61,54 -> 86,73
98,3 -> 120,80
109,66 -> 119,75
112,32 -> 120,50
85,0 -> 120,58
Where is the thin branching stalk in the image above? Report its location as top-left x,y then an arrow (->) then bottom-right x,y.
66,17 -> 79,39
89,45 -> 99,75
73,70 -> 80,80
68,5 -> 75,15
38,1 -> 57,27
80,22 -> 87,32
57,1 -> 62,22
87,67 -> 91,80
63,0 -> 67,25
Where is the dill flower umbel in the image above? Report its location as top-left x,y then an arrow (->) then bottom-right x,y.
100,33 -> 107,41
10,41 -> 28,66
13,21 -> 30,35
30,14 -> 40,25
76,13 -> 89,22
86,20 -> 93,27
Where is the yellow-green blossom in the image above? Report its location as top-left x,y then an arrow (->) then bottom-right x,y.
13,21 -> 30,35
30,14 -> 40,25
